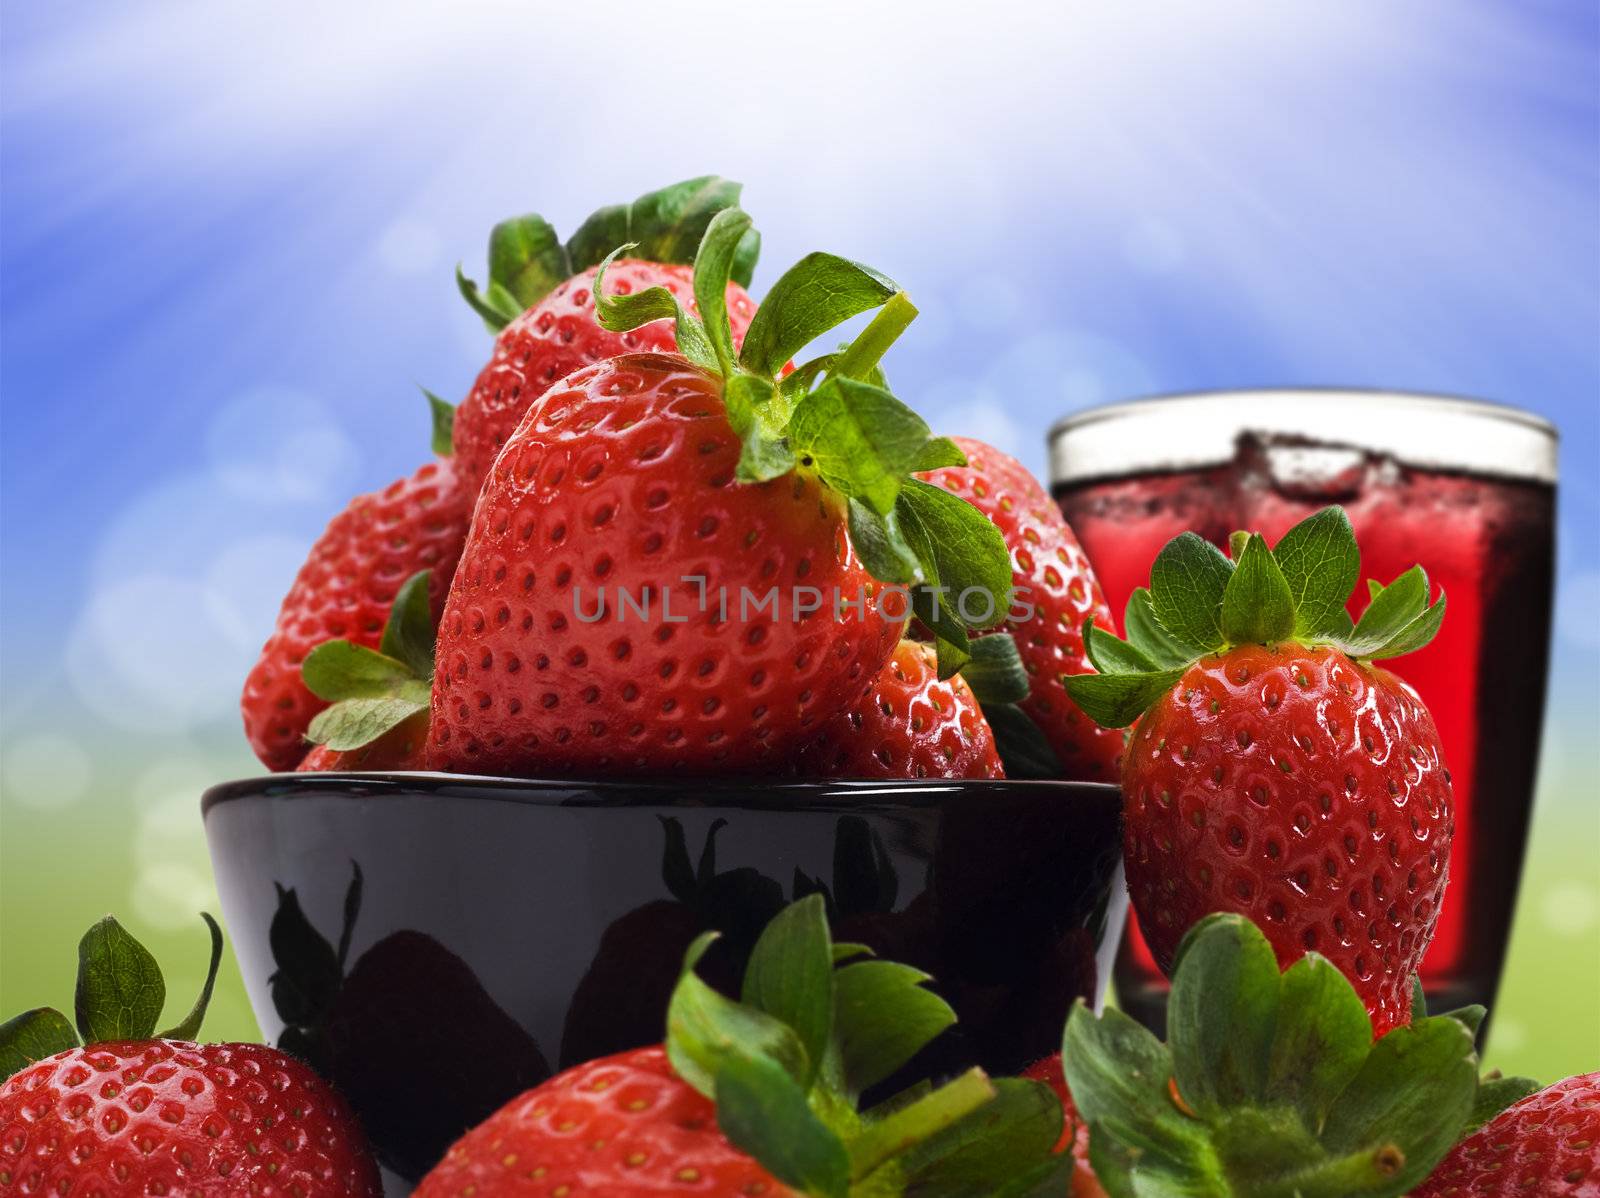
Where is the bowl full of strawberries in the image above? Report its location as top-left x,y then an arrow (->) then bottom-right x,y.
206,179 -> 1135,1187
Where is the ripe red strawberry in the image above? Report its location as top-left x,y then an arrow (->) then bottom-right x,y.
1065,507 -> 1452,1034
453,259 -> 758,488
426,210 -> 1011,777
451,176 -> 762,490
795,638 -> 1004,779
240,456 -> 472,771
918,438 -> 1123,782
1021,1054 -> 1106,1198
418,896 -> 1063,1197
1413,1071 -> 1599,1196
0,916 -> 379,1197
416,1046 -> 792,1197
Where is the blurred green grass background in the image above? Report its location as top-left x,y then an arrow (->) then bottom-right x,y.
2,732 -> 1596,1080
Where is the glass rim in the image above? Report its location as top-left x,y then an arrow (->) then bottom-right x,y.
1049,388 -> 1558,485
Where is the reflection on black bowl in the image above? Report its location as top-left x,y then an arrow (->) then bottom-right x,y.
202,774 -> 1125,1191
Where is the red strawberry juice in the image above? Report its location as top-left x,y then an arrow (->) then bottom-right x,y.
1050,390 -> 1556,1029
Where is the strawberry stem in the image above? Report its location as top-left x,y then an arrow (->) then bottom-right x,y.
845,1067 -> 995,1180
833,291 -> 918,381
1250,1143 -> 1409,1197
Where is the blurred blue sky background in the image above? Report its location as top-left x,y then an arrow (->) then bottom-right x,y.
2,0 -> 1596,1068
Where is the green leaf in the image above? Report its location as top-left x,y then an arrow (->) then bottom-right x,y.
486,213 -> 569,313
301,641 -> 416,702
740,895 -> 834,1088
723,372 -> 796,482
1272,507 -> 1361,639
0,1009 -> 78,1080
1062,667 -> 1185,729
591,245 -> 718,371
847,500 -> 920,585
1149,532 -> 1234,655
789,378 -> 936,516
1465,1075 -> 1540,1132
305,692 -> 428,750
1061,1004 -> 1223,1194
1219,533 -> 1296,645
567,175 -> 758,286
667,965 -> 809,1100
828,959 -> 956,1098
424,389 -> 455,457
1367,593 -> 1446,661
1084,618 -> 1159,676
1341,566 -> 1431,657
930,631 -> 973,680
156,913 -> 223,1041
960,634 -> 1029,705
912,436 -> 967,472
981,703 -> 1065,780
1318,1015 -> 1478,1190
75,917 -> 166,1043
693,208 -> 755,375
379,570 -> 436,680
715,1051 -> 851,1198
1264,954 -> 1372,1131
1167,914 -> 1281,1119
1125,588 -> 1197,670
456,263 -> 526,333
1433,1002 -> 1485,1039
901,1077 -> 1061,1198
896,479 -> 1012,633
739,252 -> 898,378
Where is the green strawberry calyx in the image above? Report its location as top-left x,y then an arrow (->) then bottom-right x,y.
1063,505 -> 1447,728
0,913 -> 224,1079
664,893 -> 1073,1197
953,633 -> 1066,779
595,208 -> 1013,675
1062,912 -> 1517,1198
300,568 -> 435,753
458,175 -> 761,332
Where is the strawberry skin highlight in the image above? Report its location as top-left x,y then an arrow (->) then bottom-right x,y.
241,458 -> 473,771
453,260 -> 757,489
1124,643 -> 1451,1035
918,438 -> 1123,782
431,353 -> 903,776
795,639 -> 1003,779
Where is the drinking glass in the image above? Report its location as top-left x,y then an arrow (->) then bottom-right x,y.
1050,389 -> 1557,1030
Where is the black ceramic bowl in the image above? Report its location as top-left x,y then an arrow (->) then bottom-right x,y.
202,773 -> 1124,1189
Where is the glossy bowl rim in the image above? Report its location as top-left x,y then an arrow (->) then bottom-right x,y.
201,772 -> 1120,816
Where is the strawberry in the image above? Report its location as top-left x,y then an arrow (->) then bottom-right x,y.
1414,1071 -> 1600,1196
1021,1054 -> 1106,1198
425,208 -> 1012,776
0,915 -> 379,1197
794,637 -> 1005,779
1064,506 -> 1452,1034
452,176 -> 761,489
418,1046 -> 792,1197
290,568 -> 442,769
417,895 -> 1072,1197
918,437 -> 1124,781
240,452 -> 471,771
454,259 -> 759,490
1061,912 -> 1505,1197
